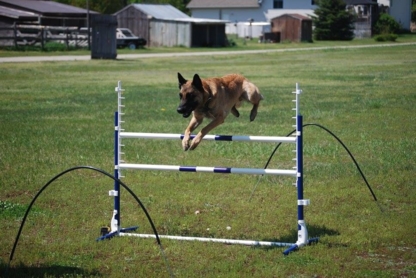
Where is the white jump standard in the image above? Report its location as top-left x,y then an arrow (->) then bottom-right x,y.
98,81 -> 318,255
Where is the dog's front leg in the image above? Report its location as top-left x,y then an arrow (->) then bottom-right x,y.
183,115 -> 203,151
189,116 -> 225,150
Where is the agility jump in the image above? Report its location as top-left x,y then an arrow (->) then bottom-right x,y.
102,81 -> 318,255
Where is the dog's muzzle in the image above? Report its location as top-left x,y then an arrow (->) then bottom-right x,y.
177,106 -> 192,118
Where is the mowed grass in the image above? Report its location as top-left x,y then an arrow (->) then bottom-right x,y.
0,40 -> 415,277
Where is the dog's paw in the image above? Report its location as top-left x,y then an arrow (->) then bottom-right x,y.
189,142 -> 198,151
189,136 -> 202,150
182,139 -> 190,151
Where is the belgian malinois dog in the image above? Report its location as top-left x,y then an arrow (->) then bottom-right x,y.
177,72 -> 264,151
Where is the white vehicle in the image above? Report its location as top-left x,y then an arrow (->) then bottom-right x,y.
116,28 -> 146,49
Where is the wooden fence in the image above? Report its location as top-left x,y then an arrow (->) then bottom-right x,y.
0,25 -> 90,49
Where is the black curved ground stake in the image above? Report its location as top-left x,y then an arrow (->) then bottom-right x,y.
7,166 -> 162,272
263,123 -> 378,202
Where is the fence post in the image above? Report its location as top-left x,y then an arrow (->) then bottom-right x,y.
40,27 -> 44,50
66,28 -> 69,49
13,23 -> 17,49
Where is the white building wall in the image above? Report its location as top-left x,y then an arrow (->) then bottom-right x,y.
190,0 -> 317,22
191,8 -> 265,23
378,0 -> 412,30
389,0 -> 411,30
226,22 -> 271,37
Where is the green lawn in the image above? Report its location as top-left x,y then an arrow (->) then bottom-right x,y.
0,38 -> 415,277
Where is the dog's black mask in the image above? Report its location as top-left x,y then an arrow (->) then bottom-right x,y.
177,93 -> 198,118
177,72 -> 203,118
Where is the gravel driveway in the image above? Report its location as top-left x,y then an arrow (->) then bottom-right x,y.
0,42 -> 415,63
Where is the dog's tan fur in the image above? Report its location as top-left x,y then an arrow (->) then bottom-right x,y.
177,72 -> 264,151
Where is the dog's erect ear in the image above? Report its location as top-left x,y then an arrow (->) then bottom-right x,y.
178,72 -> 187,89
192,74 -> 204,92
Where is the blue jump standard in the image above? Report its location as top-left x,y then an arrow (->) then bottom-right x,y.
97,111 -> 140,242
96,226 -> 139,241
283,237 -> 320,255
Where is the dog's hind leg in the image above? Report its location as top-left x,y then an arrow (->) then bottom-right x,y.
243,81 -> 263,122
231,106 -> 240,117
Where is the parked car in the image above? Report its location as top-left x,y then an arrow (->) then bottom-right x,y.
116,28 -> 146,49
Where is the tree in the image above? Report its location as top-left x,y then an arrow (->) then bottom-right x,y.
55,0 -> 125,14
312,0 -> 355,41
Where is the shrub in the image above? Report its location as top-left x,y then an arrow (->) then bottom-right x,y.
374,13 -> 401,34
373,33 -> 398,42
43,41 -> 73,52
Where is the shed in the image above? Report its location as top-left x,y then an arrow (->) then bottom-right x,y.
270,14 -> 312,43
114,4 -> 228,47
0,0 -> 98,47
0,0 -> 98,27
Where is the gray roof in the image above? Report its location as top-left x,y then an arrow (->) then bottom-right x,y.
344,0 -> 377,5
265,9 -> 315,21
0,5 -> 37,19
0,0 -> 98,14
187,0 -> 260,9
132,4 -> 189,20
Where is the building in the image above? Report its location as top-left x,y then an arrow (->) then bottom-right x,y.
270,14 -> 312,42
114,4 -> 229,47
0,0 -> 97,27
0,0 -> 97,47
187,0 -> 316,38
187,0 -> 317,23
187,0 -> 412,37
378,0 -> 412,30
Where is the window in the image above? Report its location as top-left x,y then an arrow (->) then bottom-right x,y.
273,0 -> 283,9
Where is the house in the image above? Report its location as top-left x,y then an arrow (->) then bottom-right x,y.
378,0 -> 412,30
187,0 -> 412,37
114,4 -> 229,47
187,0 -> 317,38
344,0 -> 378,38
187,0 -> 317,23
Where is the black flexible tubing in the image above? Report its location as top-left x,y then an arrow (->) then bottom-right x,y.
260,123 -> 378,202
7,166 -> 162,268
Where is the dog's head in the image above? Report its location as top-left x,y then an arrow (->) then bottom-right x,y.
177,72 -> 205,118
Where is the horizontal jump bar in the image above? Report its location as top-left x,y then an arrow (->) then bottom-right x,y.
119,163 -> 298,176
119,233 -> 294,247
120,132 -> 296,143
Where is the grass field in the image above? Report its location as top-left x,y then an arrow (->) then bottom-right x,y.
0,36 -> 415,277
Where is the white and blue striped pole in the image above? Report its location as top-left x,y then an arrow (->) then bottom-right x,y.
120,132 -> 296,143
119,163 -> 297,176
